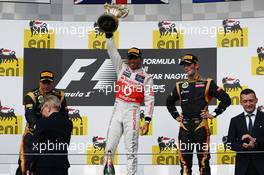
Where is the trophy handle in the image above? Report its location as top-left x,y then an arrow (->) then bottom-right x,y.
120,9 -> 129,18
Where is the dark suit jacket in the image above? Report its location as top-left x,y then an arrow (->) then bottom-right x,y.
32,112 -> 73,169
228,110 -> 264,175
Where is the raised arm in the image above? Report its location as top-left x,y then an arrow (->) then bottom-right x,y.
106,38 -> 123,74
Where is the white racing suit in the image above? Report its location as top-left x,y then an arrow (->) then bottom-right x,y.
105,38 -> 155,175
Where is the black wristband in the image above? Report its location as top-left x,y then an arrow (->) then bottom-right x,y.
172,112 -> 180,120
145,117 -> 151,123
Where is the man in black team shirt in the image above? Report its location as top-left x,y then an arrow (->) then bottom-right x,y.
16,70 -> 68,175
166,54 -> 231,175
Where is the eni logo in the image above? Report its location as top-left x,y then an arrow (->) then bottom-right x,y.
24,20 -> 54,48
152,136 -> 180,165
153,21 -> 184,49
251,47 -> 264,75
87,136 -> 118,165
68,108 -> 88,135
217,19 -> 248,48
222,77 -> 242,92
0,48 -> 23,77
220,77 -> 247,105
88,22 -> 119,49
92,136 -> 106,153
0,102 -> 22,135
0,48 -> 18,66
217,136 -> 236,164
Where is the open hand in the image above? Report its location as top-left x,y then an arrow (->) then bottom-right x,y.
200,110 -> 214,119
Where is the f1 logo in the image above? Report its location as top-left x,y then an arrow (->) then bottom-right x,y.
56,59 -> 97,89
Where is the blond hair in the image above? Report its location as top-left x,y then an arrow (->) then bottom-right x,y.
42,95 -> 61,111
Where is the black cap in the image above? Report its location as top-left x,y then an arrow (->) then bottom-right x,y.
40,70 -> 54,82
179,54 -> 198,65
127,47 -> 142,59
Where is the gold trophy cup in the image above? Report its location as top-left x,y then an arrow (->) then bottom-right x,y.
97,3 -> 129,33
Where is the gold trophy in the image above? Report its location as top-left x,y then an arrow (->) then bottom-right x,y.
97,3 -> 129,33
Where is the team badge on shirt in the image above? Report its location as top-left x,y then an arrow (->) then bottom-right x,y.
182,82 -> 189,89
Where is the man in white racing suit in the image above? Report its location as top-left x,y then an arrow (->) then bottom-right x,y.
105,34 -> 155,175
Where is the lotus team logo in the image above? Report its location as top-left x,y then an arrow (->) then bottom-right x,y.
68,108 -> 87,135
0,101 -> 22,135
222,77 -> 242,92
157,136 -> 177,153
153,21 -> 183,49
29,20 -> 49,37
257,47 -> 264,64
222,19 -> 243,36
0,48 -> 19,66
92,136 -> 106,153
158,21 -> 179,38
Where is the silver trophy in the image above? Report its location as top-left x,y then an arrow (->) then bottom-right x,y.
97,3 -> 129,33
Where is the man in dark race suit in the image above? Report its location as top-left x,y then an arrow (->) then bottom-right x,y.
31,95 -> 73,175
228,88 -> 264,175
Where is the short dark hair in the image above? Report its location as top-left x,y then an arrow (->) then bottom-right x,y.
240,88 -> 256,97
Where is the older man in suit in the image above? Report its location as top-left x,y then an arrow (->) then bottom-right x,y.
227,88 -> 264,175
30,95 -> 73,175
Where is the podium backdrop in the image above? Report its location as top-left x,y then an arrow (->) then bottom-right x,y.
0,18 -> 263,167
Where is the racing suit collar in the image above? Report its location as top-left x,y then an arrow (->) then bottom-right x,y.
39,87 -> 52,96
127,64 -> 143,73
188,73 -> 202,82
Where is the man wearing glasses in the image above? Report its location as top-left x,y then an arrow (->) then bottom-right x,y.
16,70 -> 68,175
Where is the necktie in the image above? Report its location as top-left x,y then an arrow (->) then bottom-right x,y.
247,114 -> 254,133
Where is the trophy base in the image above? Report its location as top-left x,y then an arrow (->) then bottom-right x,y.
97,14 -> 119,33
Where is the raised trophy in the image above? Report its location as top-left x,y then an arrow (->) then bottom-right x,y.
97,3 -> 129,33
